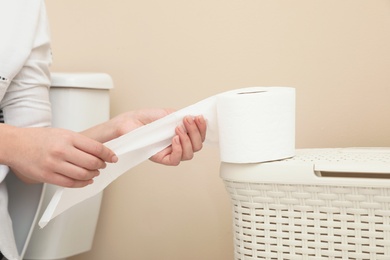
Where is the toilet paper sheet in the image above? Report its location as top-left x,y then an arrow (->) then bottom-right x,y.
38,86 -> 295,228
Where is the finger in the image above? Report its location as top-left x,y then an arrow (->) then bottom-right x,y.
56,176 -> 93,188
169,135 -> 183,165
42,170 -> 94,188
149,136 -> 182,166
65,147 -> 107,171
53,159 -> 101,181
73,135 -> 118,163
176,125 -> 194,160
195,115 -> 207,142
149,147 -> 171,165
183,116 -> 204,152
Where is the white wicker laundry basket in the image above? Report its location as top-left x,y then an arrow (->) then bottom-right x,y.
220,148 -> 390,260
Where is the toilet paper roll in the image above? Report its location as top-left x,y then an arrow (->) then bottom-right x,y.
216,88 -> 295,163
38,86 -> 295,227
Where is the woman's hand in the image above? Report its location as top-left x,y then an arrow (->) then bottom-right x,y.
4,126 -> 118,188
149,115 -> 206,165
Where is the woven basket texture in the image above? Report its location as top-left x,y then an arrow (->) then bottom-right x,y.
225,180 -> 390,260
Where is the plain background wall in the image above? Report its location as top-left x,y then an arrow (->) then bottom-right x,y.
45,1 -> 390,259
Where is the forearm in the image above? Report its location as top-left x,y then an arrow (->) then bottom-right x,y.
80,110 -> 150,143
0,124 -> 37,183
0,124 -> 20,166
80,120 -> 118,143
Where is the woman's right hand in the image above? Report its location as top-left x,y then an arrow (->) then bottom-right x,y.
4,127 -> 117,188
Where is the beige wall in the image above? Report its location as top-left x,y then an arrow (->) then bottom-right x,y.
46,1 -> 390,259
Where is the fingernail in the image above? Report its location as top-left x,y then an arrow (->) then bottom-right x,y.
196,115 -> 204,123
186,116 -> 194,125
111,155 -> 118,163
178,125 -> 187,134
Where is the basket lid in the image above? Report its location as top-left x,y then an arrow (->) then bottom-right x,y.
220,148 -> 390,187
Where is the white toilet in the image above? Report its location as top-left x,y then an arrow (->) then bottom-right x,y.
6,72 -> 113,260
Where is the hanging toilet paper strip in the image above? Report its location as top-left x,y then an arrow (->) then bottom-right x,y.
38,86 -> 295,228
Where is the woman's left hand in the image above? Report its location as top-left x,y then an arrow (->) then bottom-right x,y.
150,114 -> 206,165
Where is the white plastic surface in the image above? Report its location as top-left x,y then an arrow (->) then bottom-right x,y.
220,148 -> 390,187
21,73 -> 112,260
50,72 -> 113,89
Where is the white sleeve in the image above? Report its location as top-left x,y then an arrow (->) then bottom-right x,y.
0,182 -> 19,260
0,0 -> 44,99
0,0 -> 52,128
0,1 -> 51,259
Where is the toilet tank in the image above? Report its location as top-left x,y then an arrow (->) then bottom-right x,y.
49,72 -> 113,131
23,72 -> 113,260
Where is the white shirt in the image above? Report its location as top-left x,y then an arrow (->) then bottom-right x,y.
0,0 -> 52,259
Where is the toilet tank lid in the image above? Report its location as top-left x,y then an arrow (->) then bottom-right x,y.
50,72 -> 113,89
